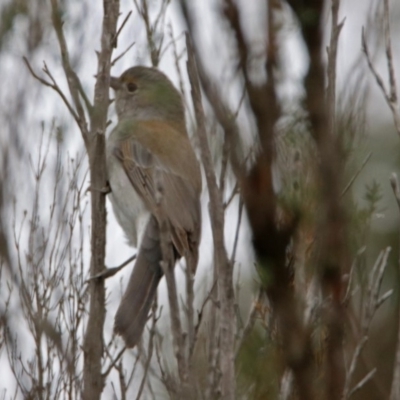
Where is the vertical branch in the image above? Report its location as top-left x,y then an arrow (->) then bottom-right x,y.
186,35 -> 236,400
326,0 -> 345,132
390,174 -> 400,400
223,2 -> 315,399
181,1 -> 315,398
82,0 -> 120,399
31,0 -> 119,397
287,1 -> 346,399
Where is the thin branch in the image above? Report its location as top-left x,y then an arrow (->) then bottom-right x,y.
224,183 -> 239,210
342,336 -> 368,399
86,254 -> 137,281
112,41 -> 136,66
347,369 -> 377,398
112,10 -> 132,47
191,280 -> 217,358
101,346 -> 126,379
23,58 -> 79,122
341,152 -> 372,197
230,199 -> 243,265
362,26 -> 400,136
50,0 -> 92,141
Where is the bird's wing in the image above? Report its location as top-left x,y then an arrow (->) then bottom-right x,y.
112,120 -> 201,255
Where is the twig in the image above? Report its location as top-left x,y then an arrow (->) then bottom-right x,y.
134,0 -> 169,67
341,152 -> 372,197
50,0 -> 92,139
223,183 -> 239,209
23,58 -> 79,123
86,254 -> 136,281
347,368 -> 377,398
112,11 -> 132,48
191,280 -> 217,358
343,247 -> 392,399
342,336 -> 368,399
101,346 -> 126,378
230,199 -> 243,265
112,41 -> 136,66
343,247 -> 366,304
362,22 -> 400,136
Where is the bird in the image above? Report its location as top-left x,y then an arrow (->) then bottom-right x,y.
106,66 -> 201,348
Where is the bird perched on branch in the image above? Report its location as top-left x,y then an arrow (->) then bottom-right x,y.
106,66 -> 201,347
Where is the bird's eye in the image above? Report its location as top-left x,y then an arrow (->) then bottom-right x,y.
127,82 -> 137,93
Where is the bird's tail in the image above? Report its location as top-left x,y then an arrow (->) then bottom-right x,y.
114,216 -> 163,347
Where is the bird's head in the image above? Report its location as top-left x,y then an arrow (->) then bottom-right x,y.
110,66 -> 184,124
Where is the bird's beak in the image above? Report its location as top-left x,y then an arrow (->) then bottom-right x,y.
110,76 -> 121,91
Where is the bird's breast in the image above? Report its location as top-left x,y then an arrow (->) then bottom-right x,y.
107,150 -> 150,247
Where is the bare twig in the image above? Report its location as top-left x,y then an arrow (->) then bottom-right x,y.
342,336 -> 368,399
50,0 -> 92,142
343,247 -> 392,399
230,199 -> 243,265
112,11 -> 132,47
347,369 -> 377,398
23,58 -> 79,123
112,41 -> 136,66
362,18 -> 400,136
134,0 -> 170,67
343,247 -> 366,304
101,346 -> 126,379
86,254 -> 137,281
341,152 -> 372,197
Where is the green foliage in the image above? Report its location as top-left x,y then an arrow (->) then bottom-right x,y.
236,328 -> 281,400
363,179 -> 383,215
